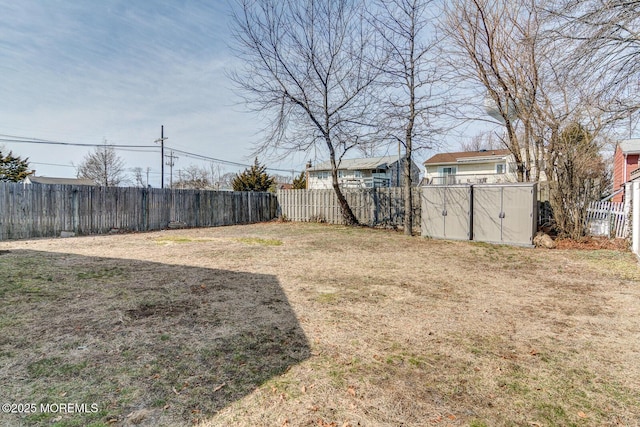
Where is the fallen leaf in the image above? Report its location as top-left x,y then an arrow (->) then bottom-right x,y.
447,414 -> 456,420
301,385 -> 307,393
347,386 -> 356,397
213,383 -> 226,393
578,411 -> 587,418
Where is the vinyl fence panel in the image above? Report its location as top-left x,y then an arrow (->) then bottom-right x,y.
278,188 -> 421,229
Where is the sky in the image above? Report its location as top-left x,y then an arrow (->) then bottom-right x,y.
0,0 -> 481,187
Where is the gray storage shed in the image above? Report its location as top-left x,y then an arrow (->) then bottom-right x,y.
472,183 -> 537,246
421,185 -> 472,241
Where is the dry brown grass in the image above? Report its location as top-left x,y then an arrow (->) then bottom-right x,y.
0,222 -> 639,426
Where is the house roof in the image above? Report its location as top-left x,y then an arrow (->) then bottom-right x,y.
308,155 -> 400,172
424,149 -> 511,165
26,176 -> 96,186
618,138 -> 640,154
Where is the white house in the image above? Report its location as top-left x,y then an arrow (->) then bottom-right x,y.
306,155 -> 420,189
423,149 -> 518,185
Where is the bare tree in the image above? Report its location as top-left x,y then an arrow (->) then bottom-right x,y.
372,0 -> 446,235
174,164 -> 211,190
550,0 -> 640,136
231,0 -> 382,225
131,167 -> 145,188
219,172 -> 237,190
459,131 -> 503,152
208,163 -> 225,190
442,0 -> 621,238
550,123 -> 609,239
442,0 -> 544,182
76,143 -> 126,187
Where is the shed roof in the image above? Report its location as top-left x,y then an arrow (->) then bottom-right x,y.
618,139 -> 640,154
424,149 -> 511,165
26,176 -> 96,186
308,155 -> 399,172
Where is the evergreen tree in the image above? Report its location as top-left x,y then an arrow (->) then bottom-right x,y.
292,171 -> 306,189
232,158 -> 275,192
0,150 -> 32,182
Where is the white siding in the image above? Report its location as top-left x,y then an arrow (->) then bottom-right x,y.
425,155 -> 518,184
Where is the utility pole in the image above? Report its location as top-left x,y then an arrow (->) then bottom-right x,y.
154,126 -> 168,188
165,150 -> 179,188
145,167 -> 150,188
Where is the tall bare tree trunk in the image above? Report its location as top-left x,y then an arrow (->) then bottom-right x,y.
329,146 -> 358,225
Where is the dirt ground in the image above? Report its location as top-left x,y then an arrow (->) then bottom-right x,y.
0,222 -> 639,427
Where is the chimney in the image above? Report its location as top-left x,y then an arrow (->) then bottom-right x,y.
305,161 -> 312,190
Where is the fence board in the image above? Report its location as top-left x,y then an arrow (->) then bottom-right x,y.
586,200 -> 628,238
0,183 -> 277,241
278,188 -> 421,229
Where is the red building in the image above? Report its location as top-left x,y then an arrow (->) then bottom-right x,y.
612,139 -> 640,202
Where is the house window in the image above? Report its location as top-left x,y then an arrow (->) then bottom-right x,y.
354,170 -> 363,178
338,170 -> 345,178
496,164 -> 505,174
315,171 -> 329,179
440,166 -> 456,175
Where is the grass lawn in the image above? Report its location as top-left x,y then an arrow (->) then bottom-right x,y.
0,222 -> 639,426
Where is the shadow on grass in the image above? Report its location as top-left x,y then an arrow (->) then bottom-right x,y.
0,250 -> 310,426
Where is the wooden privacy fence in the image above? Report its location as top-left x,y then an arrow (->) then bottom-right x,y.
586,200 -> 628,238
0,182 -> 277,240
278,188 -> 421,229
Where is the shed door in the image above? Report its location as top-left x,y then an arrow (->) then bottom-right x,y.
421,186 -> 471,240
442,186 -> 471,240
501,186 -> 535,245
472,186 -> 503,243
422,187 -> 446,239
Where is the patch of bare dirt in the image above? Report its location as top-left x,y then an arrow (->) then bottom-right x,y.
554,236 -> 630,250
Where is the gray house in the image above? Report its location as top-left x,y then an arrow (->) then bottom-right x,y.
306,155 -> 420,189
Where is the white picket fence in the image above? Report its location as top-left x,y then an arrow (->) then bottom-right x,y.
586,200 -> 628,238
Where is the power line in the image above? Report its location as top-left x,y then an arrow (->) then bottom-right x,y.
0,134 -> 156,150
165,146 -> 302,174
1,132 -> 304,174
